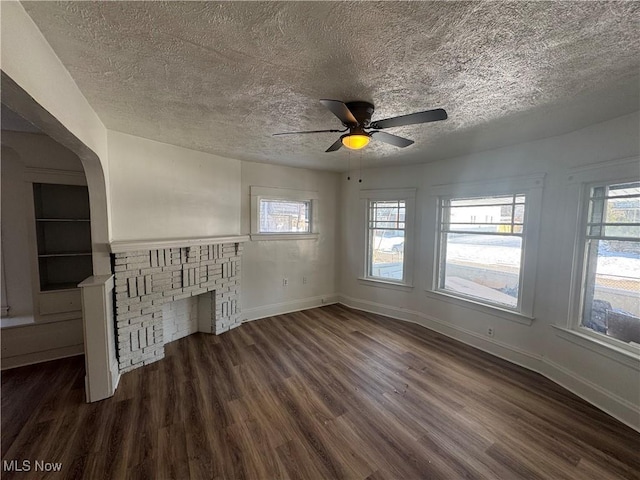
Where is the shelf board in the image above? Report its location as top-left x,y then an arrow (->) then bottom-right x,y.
38,252 -> 92,258
36,218 -> 90,222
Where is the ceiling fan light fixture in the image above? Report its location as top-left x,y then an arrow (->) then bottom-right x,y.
342,133 -> 370,150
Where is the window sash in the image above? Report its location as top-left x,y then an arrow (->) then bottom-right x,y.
368,200 -> 406,230
586,182 -> 640,240
441,194 -> 526,236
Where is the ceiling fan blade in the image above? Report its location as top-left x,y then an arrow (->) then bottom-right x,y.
370,131 -> 414,148
325,138 -> 343,152
369,108 -> 447,130
273,129 -> 342,136
320,99 -> 358,126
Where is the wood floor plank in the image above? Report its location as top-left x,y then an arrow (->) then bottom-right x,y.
1,304 -> 638,479
156,422 -> 191,480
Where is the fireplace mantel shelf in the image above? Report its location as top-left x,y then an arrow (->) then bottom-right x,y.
109,235 -> 250,253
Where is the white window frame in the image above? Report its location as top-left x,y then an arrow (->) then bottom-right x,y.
566,157 -> 640,354
428,174 -> 544,323
250,186 -> 318,240
359,188 -> 416,288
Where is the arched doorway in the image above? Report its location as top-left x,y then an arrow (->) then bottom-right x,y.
2,72 -> 115,401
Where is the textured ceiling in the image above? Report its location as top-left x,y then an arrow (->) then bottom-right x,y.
21,1 -> 640,171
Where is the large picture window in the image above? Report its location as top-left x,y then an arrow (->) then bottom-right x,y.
579,181 -> 640,345
437,194 -> 526,310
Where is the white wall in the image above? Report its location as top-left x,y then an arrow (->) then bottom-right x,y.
108,130 -> 241,241
339,112 -> 640,429
240,161 -> 340,319
1,146 -> 35,320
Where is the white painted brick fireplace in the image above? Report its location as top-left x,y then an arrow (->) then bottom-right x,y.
112,238 -> 246,373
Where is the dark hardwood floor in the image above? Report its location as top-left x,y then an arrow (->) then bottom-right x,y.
2,304 -> 639,479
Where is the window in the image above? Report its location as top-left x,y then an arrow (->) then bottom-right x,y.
430,174 -> 543,319
579,181 -> 640,345
368,200 -> 406,281
361,189 -> 416,286
437,194 -> 526,309
250,186 -> 318,240
259,199 -> 310,233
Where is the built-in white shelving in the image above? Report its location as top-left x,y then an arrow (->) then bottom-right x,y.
33,183 -> 93,291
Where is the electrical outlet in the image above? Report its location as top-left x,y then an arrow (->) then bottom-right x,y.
487,327 -> 495,337
283,278 -> 288,286
302,276 -> 308,285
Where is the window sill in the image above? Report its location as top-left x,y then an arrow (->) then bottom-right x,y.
250,233 -> 319,241
358,277 -> 414,291
551,325 -> 640,370
1,316 -> 36,329
424,289 -> 534,325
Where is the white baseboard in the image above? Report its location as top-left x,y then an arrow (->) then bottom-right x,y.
337,295 -> 640,433
0,344 -> 84,370
242,294 -> 339,323
541,358 -> 640,432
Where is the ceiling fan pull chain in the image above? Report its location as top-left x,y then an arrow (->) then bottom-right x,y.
347,151 -> 351,181
358,150 -> 362,183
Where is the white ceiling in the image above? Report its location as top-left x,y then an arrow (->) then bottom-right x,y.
22,1 -> 640,172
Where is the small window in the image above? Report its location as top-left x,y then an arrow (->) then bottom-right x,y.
367,200 -> 406,281
250,186 -> 318,240
579,181 -> 640,344
437,193 -> 526,310
259,199 -> 310,234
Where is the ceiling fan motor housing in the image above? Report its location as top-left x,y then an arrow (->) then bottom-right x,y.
344,101 -> 375,127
